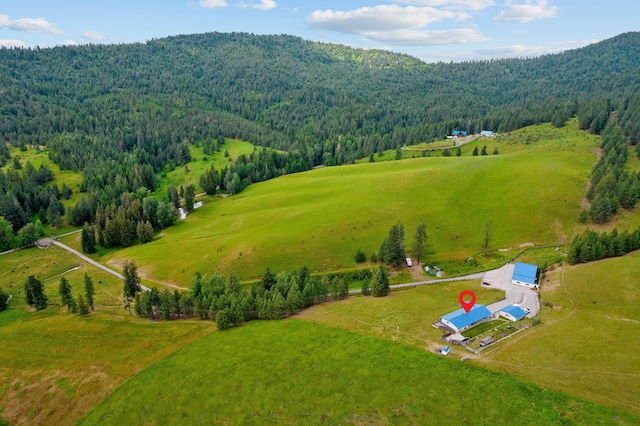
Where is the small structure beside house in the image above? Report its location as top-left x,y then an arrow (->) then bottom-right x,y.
440,304 -> 492,333
406,257 -> 412,267
480,130 -> 495,137
441,345 -> 450,356
452,130 -> 468,137
511,262 -> 539,289
479,336 -> 495,347
499,304 -> 527,322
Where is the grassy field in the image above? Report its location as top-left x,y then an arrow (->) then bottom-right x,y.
480,252 -> 640,415
153,138 -> 256,198
98,121 -> 597,284
296,280 -> 504,354
78,319 -> 639,425
0,248 -> 213,425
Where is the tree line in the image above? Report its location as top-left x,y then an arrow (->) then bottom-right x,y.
567,227 -> 640,264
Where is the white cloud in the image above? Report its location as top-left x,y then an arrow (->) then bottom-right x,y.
420,39 -> 597,62
308,5 -> 457,34
253,0 -> 277,11
198,0 -> 227,8
0,13 -> 63,35
81,30 -> 105,41
0,39 -> 27,48
396,0 -> 495,11
366,28 -> 488,45
494,0 -> 559,23
307,5 -> 487,45
61,40 -> 77,46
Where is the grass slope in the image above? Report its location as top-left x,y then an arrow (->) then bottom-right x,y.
105,122 -> 597,283
0,247 -> 214,425
481,252 -> 640,415
79,319 -> 639,425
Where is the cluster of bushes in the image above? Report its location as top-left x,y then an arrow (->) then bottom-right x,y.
567,227 -> 640,264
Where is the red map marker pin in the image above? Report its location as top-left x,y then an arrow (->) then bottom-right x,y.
459,290 -> 476,313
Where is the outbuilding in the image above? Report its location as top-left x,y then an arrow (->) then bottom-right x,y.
480,130 -> 495,137
499,304 -> 527,322
440,304 -> 492,333
452,130 -> 468,137
479,336 -> 495,347
511,262 -> 539,289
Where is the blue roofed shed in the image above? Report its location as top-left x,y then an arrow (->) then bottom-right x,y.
512,262 -> 538,289
499,304 -> 527,322
452,130 -> 468,137
440,304 -> 492,332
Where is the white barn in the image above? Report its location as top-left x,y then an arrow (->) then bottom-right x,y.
511,262 -> 538,289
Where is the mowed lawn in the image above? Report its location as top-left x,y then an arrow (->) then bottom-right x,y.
105,122 -> 597,283
481,252 -> 640,415
78,319 -> 640,425
0,248 -> 214,425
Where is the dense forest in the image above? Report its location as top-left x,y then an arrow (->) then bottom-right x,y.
1,31 -> 640,244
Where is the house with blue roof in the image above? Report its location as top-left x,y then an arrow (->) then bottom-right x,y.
451,130 -> 468,137
440,304 -> 492,332
499,304 -> 527,322
512,262 -> 538,289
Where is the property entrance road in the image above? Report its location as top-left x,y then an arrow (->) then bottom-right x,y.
38,237 -> 150,291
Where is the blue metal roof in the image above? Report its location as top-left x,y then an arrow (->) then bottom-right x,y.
500,305 -> 526,321
441,304 -> 492,329
513,262 -> 538,284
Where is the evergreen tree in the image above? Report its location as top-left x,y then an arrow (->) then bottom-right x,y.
371,265 -> 390,297
216,308 -> 231,330
58,277 -> 73,310
84,273 -> 95,310
261,267 -> 276,290
481,145 -> 488,155
184,183 -> 196,213
456,147 -> 462,156
136,220 -> 154,243
81,223 -> 96,254
199,165 -> 218,195
383,222 -> 405,267
78,294 -> 90,316
25,276 -> 47,310
0,217 -> 13,251
122,260 -> 141,315
411,223 -> 427,265
472,146 -> 479,156
0,288 -> 9,311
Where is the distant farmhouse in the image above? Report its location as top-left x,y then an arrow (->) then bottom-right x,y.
440,304 -> 492,333
451,130 -> 468,137
499,304 -> 527,322
480,130 -> 495,137
511,262 -> 539,289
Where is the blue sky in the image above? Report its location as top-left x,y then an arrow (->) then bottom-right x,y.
0,1 -> 638,62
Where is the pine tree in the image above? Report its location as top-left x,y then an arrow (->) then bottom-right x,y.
371,265 -> 390,297
383,222 -> 405,267
216,308 -> 231,330
84,273 -> 95,310
122,260 -> 141,315
199,165 -> 218,195
184,184 -> 196,213
81,223 -> 96,253
58,277 -> 73,310
78,294 -> 90,316
136,220 -> 154,243
411,223 -> 427,265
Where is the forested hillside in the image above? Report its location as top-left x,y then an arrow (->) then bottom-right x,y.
0,31 -> 639,244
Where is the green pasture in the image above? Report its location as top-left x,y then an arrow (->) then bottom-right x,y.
481,252 -> 640,415
103,122 -> 596,284
154,138 -> 255,198
0,247 -> 213,425
78,319 -> 638,425
297,280 -> 503,351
